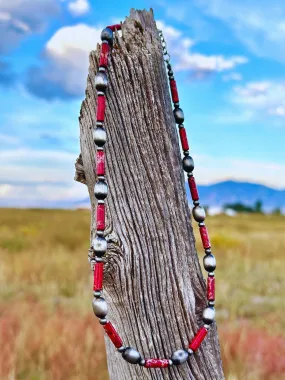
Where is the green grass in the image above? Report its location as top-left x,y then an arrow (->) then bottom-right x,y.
0,209 -> 284,379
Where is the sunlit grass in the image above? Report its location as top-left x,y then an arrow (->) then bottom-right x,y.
0,209 -> 284,379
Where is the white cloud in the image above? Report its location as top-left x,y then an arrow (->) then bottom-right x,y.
68,0 -> 90,16
196,0 -> 285,62
222,72 -> 243,82
26,23 -> 101,99
156,20 -> 248,78
0,0 -> 60,54
0,147 -> 89,206
232,81 -> 285,118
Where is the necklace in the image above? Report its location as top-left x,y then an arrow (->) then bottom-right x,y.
88,23 -> 217,368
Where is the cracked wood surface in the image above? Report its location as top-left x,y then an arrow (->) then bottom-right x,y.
75,8 -> 224,380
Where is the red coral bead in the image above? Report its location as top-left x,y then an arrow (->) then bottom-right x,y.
96,150 -> 105,176
100,42 -> 109,67
170,79 -> 179,104
103,322 -> 123,348
144,359 -> 170,368
188,176 -> 199,201
199,225 -> 211,249
93,262 -> 104,291
207,275 -> 215,301
97,95 -> 106,122
179,127 -> 189,151
106,24 -> 121,31
189,327 -> 208,351
96,203 -> 105,231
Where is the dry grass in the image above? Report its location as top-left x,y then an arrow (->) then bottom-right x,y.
0,209 -> 284,379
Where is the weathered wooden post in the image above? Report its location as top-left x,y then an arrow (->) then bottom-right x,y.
75,8 -> 224,380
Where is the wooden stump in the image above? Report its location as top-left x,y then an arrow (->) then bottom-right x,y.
75,8 -> 224,380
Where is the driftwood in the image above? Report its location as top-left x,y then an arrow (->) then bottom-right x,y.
75,8 -> 224,380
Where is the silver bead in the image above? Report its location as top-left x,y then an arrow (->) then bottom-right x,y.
182,156 -> 194,172
93,127 -> 107,147
117,346 -> 126,353
92,236 -> 107,256
204,324 -> 210,330
94,180 -> 108,200
101,28 -> 113,44
171,349 -> 189,365
202,306 -> 215,324
95,72 -> 108,92
168,359 -> 173,366
188,348 -> 193,355
203,254 -> 216,272
122,347 -> 141,364
92,297 -> 108,318
193,200 -> 199,206
208,300 -> 215,307
93,290 -> 102,298
99,318 -> 107,325
192,205 -> 206,222
205,248 -> 212,254
173,107 -> 184,124
139,359 -> 146,366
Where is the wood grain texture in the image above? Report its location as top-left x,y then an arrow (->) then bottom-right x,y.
76,8 -> 224,380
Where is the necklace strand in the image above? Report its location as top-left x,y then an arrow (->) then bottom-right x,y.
88,23 -> 217,368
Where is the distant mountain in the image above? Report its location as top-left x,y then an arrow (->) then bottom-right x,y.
186,180 -> 285,212
3,180 -> 283,211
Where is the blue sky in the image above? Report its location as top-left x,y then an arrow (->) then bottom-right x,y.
0,0 -> 284,206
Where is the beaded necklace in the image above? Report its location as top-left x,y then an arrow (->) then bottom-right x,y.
88,24 -> 217,368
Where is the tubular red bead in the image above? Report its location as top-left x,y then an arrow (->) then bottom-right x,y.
96,203 -> 105,230
207,275 -> 215,301
104,322 -> 123,348
97,95 -> 106,122
96,150 -> 105,176
100,43 -> 109,67
189,327 -> 208,351
179,127 -> 189,151
93,262 -> 104,291
107,24 -> 121,31
199,225 -> 211,249
170,79 -> 179,103
188,176 -> 199,201
144,359 -> 170,368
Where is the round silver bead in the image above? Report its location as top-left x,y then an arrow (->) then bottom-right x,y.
94,180 -> 108,200
95,72 -> 108,92
168,359 -> 173,366
171,349 -> 189,365
92,236 -> 107,256
202,306 -> 215,325
192,205 -> 206,222
188,348 -> 193,355
205,248 -> 212,254
173,107 -> 184,124
208,300 -> 215,307
101,28 -> 113,44
117,346 -> 126,353
139,359 -> 146,366
93,127 -> 107,147
203,254 -> 216,272
92,297 -> 108,318
122,347 -> 141,364
182,156 -> 194,172
99,318 -> 107,325
93,290 -> 102,298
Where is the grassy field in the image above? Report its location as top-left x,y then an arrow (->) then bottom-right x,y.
0,209 -> 284,379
